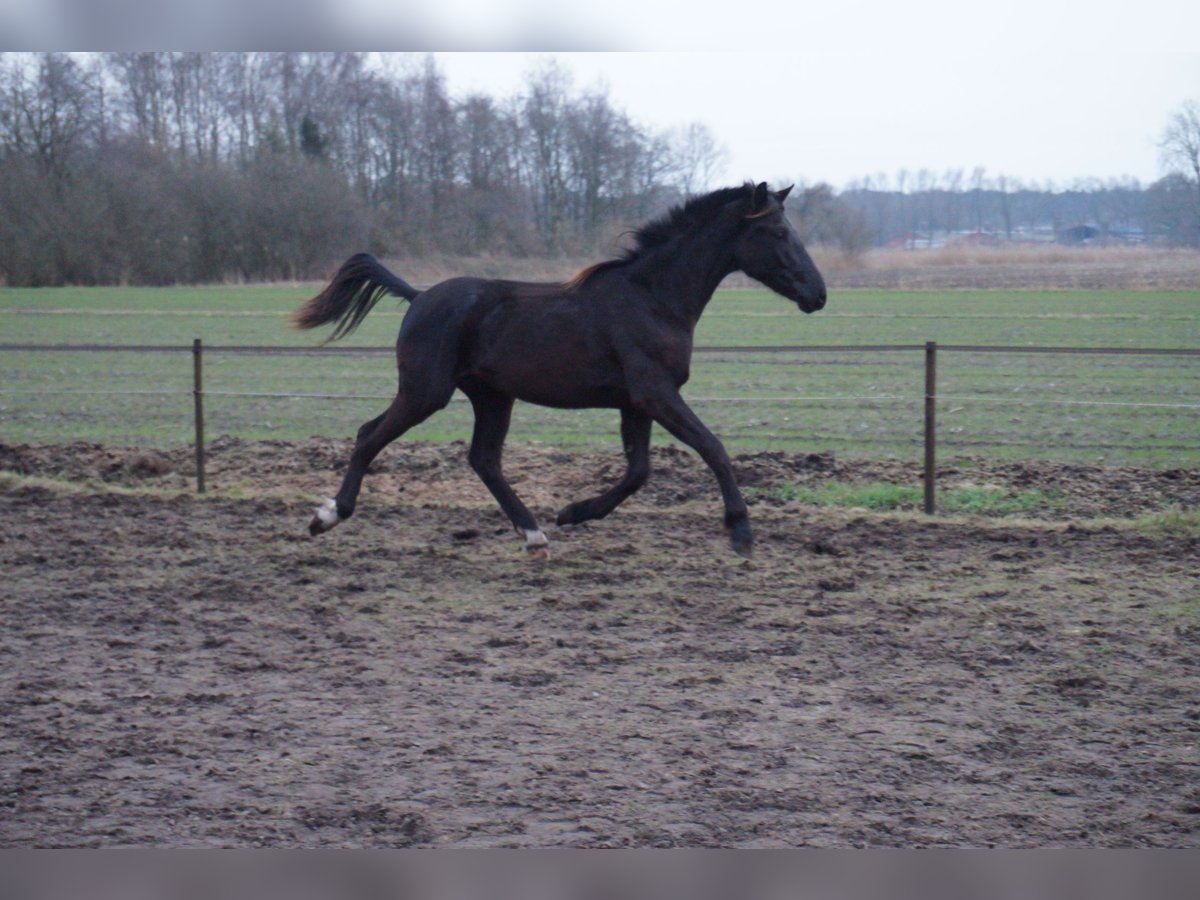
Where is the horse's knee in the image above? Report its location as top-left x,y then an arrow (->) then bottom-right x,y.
356,413 -> 385,442
626,460 -> 649,492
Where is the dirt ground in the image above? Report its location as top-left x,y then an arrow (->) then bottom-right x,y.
2,439 -> 1198,847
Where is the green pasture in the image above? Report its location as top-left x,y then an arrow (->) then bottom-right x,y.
1,285 -> 1198,467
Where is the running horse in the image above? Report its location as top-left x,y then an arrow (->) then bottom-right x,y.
295,182 -> 826,557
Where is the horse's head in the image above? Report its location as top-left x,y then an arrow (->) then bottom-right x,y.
732,183 -> 827,313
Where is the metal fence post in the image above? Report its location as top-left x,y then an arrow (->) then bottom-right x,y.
192,338 -> 206,494
924,340 -> 937,514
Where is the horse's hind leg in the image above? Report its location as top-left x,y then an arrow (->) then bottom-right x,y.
354,411 -> 387,442
463,384 -> 546,552
309,390 -> 444,535
556,408 -> 652,527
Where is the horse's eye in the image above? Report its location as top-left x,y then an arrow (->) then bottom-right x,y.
774,228 -> 787,239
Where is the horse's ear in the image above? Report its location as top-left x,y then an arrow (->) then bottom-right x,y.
775,185 -> 794,203
748,181 -> 771,216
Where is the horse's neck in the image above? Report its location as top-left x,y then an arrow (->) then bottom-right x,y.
638,234 -> 736,328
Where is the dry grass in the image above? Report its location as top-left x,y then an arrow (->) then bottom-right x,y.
364,244 -> 1200,290
850,244 -> 1199,270
378,246 -> 1200,292
818,244 -> 1200,291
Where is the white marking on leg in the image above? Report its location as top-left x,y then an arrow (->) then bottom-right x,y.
524,528 -> 548,547
316,498 -> 341,529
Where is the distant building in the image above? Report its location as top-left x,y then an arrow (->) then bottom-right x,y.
1107,225 -> 1147,244
950,231 -> 1002,248
883,232 -> 942,250
1057,224 -> 1100,245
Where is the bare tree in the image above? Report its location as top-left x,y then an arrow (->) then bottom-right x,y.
670,122 -> 728,196
566,87 -> 636,245
1161,100 -> 1200,185
1159,99 -> 1200,246
108,52 -> 169,149
0,53 -> 100,182
521,60 -> 572,249
787,182 -> 872,258
414,55 -> 457,229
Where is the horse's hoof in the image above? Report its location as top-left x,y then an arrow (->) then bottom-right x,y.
728,520 -> 753,558
308,498 -> 342,536
524,528 -> 550,560
555,504 -> 585,527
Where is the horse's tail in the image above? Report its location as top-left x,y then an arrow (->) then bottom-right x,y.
293,253 -> 421,342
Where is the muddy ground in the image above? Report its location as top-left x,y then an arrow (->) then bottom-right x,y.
1,439 -> 1198,847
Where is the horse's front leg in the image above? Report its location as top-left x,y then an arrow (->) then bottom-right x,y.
556,408 -> 652,527
634,388 -> 752,558
463,385 -> 548,554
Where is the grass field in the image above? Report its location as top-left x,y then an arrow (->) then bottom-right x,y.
2,285 -> 1198,467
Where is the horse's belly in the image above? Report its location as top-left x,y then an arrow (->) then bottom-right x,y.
470,331 -> 625,409
510,383 -> 626,410
493,362 -> 625,408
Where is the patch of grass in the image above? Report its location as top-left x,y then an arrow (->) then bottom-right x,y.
776,481 -> 1058,515
0,469 -> 136,497
776,482 -> 921,510
1147,591 -> 1200,623
1127,506 -> 1200,538
940,486 -> 1057,515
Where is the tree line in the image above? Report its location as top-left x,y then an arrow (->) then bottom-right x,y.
0,52 -> 728,285
0,53 -> 1196,287
837,167 -> 1198,249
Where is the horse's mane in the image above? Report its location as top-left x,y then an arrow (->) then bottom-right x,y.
565,183 -> 755,290
628,183 -> 754,255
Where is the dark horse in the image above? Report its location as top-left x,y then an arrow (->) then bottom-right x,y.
294,182 -> 826,557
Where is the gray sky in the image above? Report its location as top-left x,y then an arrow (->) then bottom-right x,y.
434,50 -> 1200,190
5,0 -> 1198,189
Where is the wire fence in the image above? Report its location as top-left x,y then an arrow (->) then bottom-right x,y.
1,340 -> 1198,511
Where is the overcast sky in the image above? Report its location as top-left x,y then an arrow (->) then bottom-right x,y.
434,50 -> 1200,191
5,0 -> 1199,189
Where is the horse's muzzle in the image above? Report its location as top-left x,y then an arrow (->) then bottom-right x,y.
796,286 -> 827,314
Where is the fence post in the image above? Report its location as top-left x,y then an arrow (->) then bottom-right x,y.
192,338 -> 206,494
923,340 -> 937,514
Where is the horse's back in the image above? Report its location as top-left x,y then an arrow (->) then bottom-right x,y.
401,275 -> 590,338
404,275 -> 572,317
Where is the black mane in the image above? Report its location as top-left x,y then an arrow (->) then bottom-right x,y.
565,183 -> 754,289
627,183 -> 754,256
